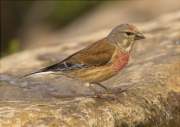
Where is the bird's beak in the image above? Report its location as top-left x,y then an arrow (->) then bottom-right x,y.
135,32 -> 145,40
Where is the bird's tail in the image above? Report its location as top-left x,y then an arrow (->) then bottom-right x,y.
20,71 -> 54,79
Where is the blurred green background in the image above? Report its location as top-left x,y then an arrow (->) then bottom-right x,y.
1,1 -> 102,58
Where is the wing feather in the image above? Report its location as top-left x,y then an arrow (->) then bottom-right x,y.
41,38 -> 115,72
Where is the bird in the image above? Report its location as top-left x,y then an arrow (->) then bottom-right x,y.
22,24 -> 145,98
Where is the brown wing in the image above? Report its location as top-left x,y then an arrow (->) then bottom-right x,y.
73,38 -> 115,66
41,38 -> 115,71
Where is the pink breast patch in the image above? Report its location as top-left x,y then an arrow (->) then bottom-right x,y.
111,52 -> 131,73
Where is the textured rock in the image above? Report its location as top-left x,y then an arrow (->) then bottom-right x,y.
0,11 -> 179,126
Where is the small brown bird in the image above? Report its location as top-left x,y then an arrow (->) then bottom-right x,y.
22,24 -> 145,98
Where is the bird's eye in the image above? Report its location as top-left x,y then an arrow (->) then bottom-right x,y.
126,32 -> 131,35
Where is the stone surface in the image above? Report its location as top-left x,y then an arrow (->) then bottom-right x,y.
0,11 -> 179,126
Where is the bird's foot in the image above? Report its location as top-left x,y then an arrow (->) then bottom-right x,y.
102,88 -> 127,95
102,89 -> 114,94
115,88 -> 127,94
84,93 -> 104,99
93,92 -> 104,98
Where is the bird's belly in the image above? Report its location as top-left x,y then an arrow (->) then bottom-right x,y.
73,66 -> 117,83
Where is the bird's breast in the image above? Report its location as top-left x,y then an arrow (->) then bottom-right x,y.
110,51 -> 131,73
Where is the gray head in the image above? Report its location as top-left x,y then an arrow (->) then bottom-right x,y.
107,24 -> 145,53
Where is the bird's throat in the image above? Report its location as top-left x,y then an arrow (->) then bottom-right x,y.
117,40 -> 135,53
117,43 -> 132,53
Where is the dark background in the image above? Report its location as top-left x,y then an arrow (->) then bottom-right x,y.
1,1 -> 101,58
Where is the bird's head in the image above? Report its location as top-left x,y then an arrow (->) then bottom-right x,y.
107,24 -> 145,53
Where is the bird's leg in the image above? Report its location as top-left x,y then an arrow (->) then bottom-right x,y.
84,83 -> 103,98
89,85 -> 104,98
97,83 -> 114,94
